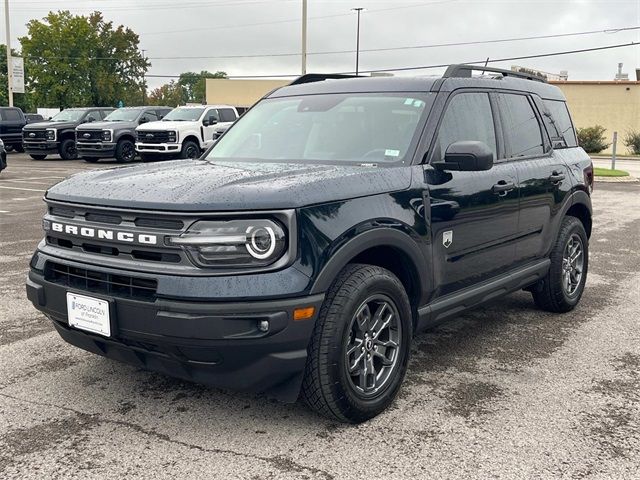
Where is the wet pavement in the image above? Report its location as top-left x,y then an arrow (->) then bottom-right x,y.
1,153 -> 640,479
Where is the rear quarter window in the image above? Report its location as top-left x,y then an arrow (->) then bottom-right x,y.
542,100 -> 578,148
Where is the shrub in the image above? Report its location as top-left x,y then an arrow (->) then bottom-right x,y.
623,129 -> 640,155
576,125 -> 611,154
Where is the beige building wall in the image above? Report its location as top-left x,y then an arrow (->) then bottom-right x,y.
551,81 -> 640,154
205,79 -> 290,108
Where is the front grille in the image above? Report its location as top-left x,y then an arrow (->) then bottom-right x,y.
77,130 -> 102,142
137,131 -> 170,143
23,129 -> 47,140
45,262 -> 157,301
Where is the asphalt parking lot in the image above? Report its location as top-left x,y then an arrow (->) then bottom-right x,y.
1,152 -> 640,479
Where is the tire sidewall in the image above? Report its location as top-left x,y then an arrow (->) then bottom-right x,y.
551,218 -> 589,308
59,139 -> 78,160
323,269 -> 412,421
181,141 -> 200,159
116,139 -> 136,163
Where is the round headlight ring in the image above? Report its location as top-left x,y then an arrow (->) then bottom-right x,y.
246,225 -> 276,259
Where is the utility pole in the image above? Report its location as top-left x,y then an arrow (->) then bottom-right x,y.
4,0 -> 13,107
141,49 -> 147,105
301,0 -> 307,74
351,7 -> 364,76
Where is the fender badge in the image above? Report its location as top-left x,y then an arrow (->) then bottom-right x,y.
443,230 -> 453,249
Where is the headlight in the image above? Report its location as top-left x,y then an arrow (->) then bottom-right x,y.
168,219 -> 286,268
46,129 -> 56,141
168,131 -> 177,143
102,130 -> 112,142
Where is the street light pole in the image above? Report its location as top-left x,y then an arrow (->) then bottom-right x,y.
351,7 -> 364,76
4,0 -> 13,107
301,0 -> 307,74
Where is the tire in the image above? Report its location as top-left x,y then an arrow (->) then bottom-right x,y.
59,138 -> 78,160
301,264 -> 413,423
13,144 -> 24,153
5,146 -> 14,152
180,140 -> 200,159
83,157 -> 99,163
115,139 -> 136,163
531,216 -> 588,313
30,154 -> 47,160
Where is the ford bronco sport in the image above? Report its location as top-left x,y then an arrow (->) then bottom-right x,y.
26,65 -> 593,423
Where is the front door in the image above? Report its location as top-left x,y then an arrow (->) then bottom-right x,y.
426,91 -> 519,298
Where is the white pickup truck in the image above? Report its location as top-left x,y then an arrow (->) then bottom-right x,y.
135,105 -> 238,161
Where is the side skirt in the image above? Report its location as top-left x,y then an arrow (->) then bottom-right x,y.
416,259 -> 550,332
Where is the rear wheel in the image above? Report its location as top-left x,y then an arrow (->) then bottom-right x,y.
531,216 -> 588,312
30,154 -> 47,160
59,138 -> 78,160
115,139 -> 136,163
301,264 -> 412,423
180,140 -> 200,159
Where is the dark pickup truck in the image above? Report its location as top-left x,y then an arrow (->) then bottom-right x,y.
76,106 -> 172,163
0,107 -> 27,152
23,107 -> 114,160
27,65 -> 592,423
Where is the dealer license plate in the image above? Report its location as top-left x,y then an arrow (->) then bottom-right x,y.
66,292 -> 111,337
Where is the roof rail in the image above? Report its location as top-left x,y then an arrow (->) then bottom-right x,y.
289,73 -> 361,86
443,64 -> 547,83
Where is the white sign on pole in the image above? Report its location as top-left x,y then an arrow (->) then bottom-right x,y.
11,56 -> 25,94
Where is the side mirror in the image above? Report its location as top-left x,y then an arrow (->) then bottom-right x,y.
139,117 -> 149,124
203,116 -> 217,127
86,117 -> 96,123
435,141 -> 494,171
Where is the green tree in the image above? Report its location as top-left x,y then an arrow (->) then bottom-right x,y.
0,45 -> 34,111
147,80 -> 184,107
19,11 -> 149,108
178,70 -> 227,104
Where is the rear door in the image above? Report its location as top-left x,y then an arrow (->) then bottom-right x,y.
0,108 -> 25,145
427,90 -> 519,297
496,92 -> 572,264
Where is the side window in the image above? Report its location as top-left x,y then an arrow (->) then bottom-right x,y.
86,110 -> 100,122
542,100 -> 578,148
219,108 -> 237,122
2,108 -> 22,121
434,92 -> 497,161
155,109 -> 170,120
140,111 -> 158,122
204,109 -> 219,123
499,94 -> 545,158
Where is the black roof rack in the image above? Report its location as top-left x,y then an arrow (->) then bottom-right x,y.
289,73 -> 361,86
443,64 -> 547,83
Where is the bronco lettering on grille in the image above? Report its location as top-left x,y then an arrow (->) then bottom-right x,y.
50,222 -> 158,245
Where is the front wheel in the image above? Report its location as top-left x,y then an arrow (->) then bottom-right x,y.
180,140 -> 200,159
59,139 -> 78,160
115,139 -> 136,163
531,216 -> 588,312
301,264 -> 412,423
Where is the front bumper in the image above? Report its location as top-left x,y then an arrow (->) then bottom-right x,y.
24,141 -> 59,154
77,141 -> 116,157
26,261 -> 324,402
136,142 -> 181,154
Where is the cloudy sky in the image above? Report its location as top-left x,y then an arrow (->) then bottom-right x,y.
3,0 -> 640,88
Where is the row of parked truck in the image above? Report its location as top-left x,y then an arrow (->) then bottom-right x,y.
0,104 -> 239,164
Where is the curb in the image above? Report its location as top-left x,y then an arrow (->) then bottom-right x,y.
594,175 -> 639,183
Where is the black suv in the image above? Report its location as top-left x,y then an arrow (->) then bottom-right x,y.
23,107 -> 114,160
0,107 -> 27,152
26,65 -> 593,423
76,106 -> 172,163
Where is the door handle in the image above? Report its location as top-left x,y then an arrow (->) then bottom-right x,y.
549,171 -> 566,184
492,180 -> 515,196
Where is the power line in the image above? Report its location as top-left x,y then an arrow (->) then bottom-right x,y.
144,40 -> 640,79
22,26 -> 640,61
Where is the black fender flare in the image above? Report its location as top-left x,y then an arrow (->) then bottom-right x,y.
309,227 -> 430,299
547,188 -> 592,255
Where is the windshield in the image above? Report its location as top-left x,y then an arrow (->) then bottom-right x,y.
206,93 -> 431,165
50,110 -> 85,122
104,108 -> 144,122
163,107 -> 205,122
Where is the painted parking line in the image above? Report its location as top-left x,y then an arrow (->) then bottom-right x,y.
0,186 -> 47,192
3,176 -> 65,181
0,210 -> 9,213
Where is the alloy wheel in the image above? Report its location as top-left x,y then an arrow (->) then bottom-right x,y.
562,233 -> 584,297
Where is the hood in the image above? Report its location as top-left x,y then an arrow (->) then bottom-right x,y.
137,120 -> 197,131
45,160 -> 412,211
77,120 -> 133,130
24,120 -> 77,130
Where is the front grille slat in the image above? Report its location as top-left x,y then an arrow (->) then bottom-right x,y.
137,131 -> 170,143
77,130 -> 103,142
45,262 -> 157,302
23,129 -> 47,140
